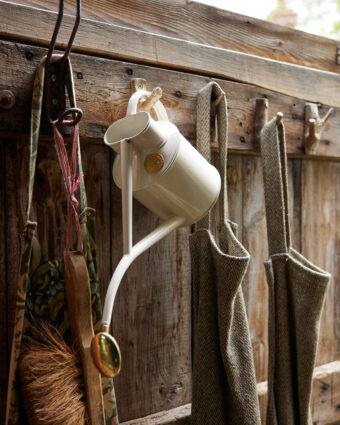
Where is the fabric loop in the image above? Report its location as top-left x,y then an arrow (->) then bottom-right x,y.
196,81 -> 228,231
52,121 -> 83,260
260,118 -> 291,255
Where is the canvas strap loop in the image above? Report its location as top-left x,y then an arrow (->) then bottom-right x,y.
260,118 -> 291,255
196,81 -> 228,231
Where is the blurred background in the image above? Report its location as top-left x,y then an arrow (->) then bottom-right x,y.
195,0 -> 340,40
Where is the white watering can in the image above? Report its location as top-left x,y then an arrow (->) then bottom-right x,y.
91,89 -> 221,377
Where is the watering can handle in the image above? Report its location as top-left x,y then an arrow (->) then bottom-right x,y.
127,90 -> 169,121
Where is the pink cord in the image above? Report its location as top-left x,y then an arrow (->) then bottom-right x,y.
52,120 -> 83,265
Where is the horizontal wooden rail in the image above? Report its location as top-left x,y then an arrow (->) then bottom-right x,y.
122,404 -> 191,425
2,2 -> 340,108
9,0 -> 340,74
121,361 -> 340,425
1,40 -> 340,159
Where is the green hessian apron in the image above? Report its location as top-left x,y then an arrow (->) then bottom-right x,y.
190,81 -> 261,425
260,118 -> 331,425
5,56 -> 119,425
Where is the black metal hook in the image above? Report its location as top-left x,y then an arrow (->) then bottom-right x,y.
46,0 -> 81,66
44,0 -> 82,128
55,107 -> 83,130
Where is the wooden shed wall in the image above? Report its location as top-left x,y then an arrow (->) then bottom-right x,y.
1,2 -> 340,424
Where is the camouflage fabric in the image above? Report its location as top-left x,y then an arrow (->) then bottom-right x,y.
6,56 -> 119,425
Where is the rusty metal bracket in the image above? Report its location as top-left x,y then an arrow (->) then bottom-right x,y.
304,103 -> 333,155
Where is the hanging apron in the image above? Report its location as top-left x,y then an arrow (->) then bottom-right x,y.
6,56 -> 119,425
190,81 -> 261,425
260,117 -> 331,425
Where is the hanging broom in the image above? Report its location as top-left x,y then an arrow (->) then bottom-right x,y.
19,252 -> 105,425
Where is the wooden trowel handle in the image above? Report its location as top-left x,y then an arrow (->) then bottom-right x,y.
64,251 -> 105,425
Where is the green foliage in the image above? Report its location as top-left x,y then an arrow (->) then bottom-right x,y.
299,0 -> 340,39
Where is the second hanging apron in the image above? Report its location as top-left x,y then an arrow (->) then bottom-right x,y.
260,117 -> 331,425
190,81 -> 261,425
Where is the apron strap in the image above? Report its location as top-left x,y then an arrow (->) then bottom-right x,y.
26,55 -> 87,223
196,81 -> 228,231
260,117 -> 291,256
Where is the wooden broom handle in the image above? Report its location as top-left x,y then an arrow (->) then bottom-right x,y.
64,251 -> 105,425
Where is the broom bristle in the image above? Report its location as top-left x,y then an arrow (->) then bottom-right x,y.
19,321 -> 89,425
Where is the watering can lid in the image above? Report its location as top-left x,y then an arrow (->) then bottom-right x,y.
104,112 -> 150,149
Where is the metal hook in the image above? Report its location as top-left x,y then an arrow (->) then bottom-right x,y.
44,0 -> 82,128
276,112 -> 284,126
55,107 -> 83,130
46,0 -> 81,66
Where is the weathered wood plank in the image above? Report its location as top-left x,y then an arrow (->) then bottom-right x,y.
121,403 -> 191,425
7,0 -> 340,74
2,3 -> 340,108
0,133 -> 7,425
80,144 -> 112,299
312,361 -> 340,424
240,156 -> 268,382
4,137 -> 28,373
120,362 -> 340,425
1,40 -> 340,159
259,362 -> 340,424
110,173 -> 192,421
301,160 -> 340,366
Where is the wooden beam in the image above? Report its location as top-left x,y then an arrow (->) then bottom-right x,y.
120,362 -> 340,425
121,404 -> 191,425
1,40 -> 340,159
6,0 -> 340,74
2,2 -> 340,108
257,361 -> 340,425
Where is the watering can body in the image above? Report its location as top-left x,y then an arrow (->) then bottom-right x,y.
105,111 -> 221,226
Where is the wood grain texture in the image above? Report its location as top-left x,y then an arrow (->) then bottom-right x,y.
110,174 -> 192,422
121,403 -> 191,425
2,3 -> 340,108
312,361 -> 340,424
4,0 -> 340,74
2,40 -> 340,159
240,156 -> 268,382
80,144 -> 112,300
119,362 -> 340,424
119,362 -> 340,425
0,133 -> 7,425
301,160 -> 340,367
4,137 -> 28,357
